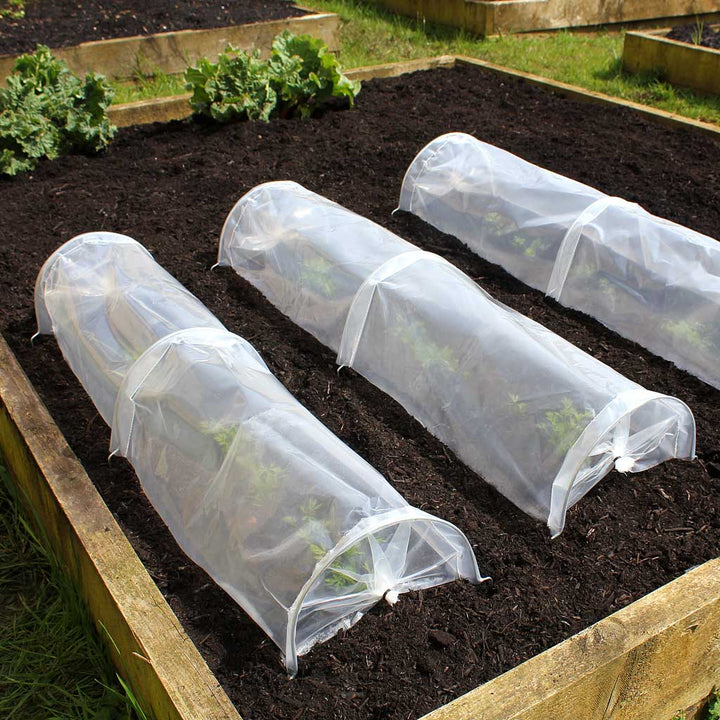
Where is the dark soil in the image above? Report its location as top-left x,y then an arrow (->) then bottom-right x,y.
0,0 -> 306,56
2,64 -> 720,720
667,23 -> 720,50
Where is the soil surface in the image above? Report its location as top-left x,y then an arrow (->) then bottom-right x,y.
2,64 -> 720,720
0,0 -> 306,55
667,23 -> 720,49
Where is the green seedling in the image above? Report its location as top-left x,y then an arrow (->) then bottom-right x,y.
395,317 -> 460,374
299,255 -> 337,297
540,398 -> 593,456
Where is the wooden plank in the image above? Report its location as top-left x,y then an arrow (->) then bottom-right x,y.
110,94 -> 193,128
363,0 -> 490,35
623,28 -> 720,97
108,56 -> 458,128
455,56 -> 720,139
363,0 -> 719,34
0,334 -> 241,720
422,558 -> 720,720
0,12 -> 340,83
342,54 -> 456,82
487,0 -> 719,34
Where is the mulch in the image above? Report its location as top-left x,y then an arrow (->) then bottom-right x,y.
2,63 -> 720,720
0,0 -> 306,55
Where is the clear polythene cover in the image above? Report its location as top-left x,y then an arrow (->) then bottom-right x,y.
110,327 -> 482,674
35,232 -> 482,674
34,232 -> 224,424
218,181 -> 696,537
398,132 -> 720,390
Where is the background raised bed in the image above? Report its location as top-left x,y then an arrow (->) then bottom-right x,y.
0,3 -> 339,82
623,26 -> 720,97
2,63 -> 720,720
361,0 -> 720,35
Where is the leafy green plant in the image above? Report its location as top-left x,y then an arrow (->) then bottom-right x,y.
662,318 -> 713,354
268,30 -> 361,118
184,30 -> 360,123
299,255 -> 337,297
204,423 -> 283,506
394,317 -> 459,374
184,48 -> 276,122
0,45 -> 116,176
540,398 -> 593,456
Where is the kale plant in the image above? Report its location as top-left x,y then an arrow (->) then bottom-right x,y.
268,30 -> 361,118
0,45 -> 116,176
184,48 -> 276,122
184,31 -> 360,123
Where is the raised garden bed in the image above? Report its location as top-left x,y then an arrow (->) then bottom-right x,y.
0,2 -> 339,82
623,25 -> 720,97
2,60 -> 720,720
363,0 -> 720,35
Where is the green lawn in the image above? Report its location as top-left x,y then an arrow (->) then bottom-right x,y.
0,466 -> 147,720
113,0 -> 720,126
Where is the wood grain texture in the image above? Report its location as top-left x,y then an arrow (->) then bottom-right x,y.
0,12 -> 340,82
422,558 -> 720,720
363,0 -> 719,34
623,29 -> 720,97
0,334 -> 240,720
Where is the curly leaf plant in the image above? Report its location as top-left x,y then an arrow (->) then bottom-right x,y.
0,45 -> 116,176
185,30 -> 361,123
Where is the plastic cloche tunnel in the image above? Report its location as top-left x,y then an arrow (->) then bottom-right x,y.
218,181 -> 696,538
34,231 -> 484,674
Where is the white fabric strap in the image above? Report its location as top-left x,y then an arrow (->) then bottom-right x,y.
337,250 -> 453,369
546,196 -> 640,300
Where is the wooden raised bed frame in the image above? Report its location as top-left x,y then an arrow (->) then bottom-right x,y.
623,26 -> 720,97
362,0 -> 720,35
0,8 -> 340,84
2,56 -> 720,720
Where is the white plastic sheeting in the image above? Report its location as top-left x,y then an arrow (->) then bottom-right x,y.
219,181 -> 696,537
34,232 -> 224,424
398,132 -> 720,390
35,231 -> 482,674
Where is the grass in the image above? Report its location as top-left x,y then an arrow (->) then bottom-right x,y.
0,464 -> 148,720
113,68 -> 187,105
113,0 -> 720,125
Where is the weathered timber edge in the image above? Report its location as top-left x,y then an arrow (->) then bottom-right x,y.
0,333 -> 241,720
422,558 -> 720,720
0,11 -> 340,83
362,0 -> 720,34
623,27 -> 720,97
